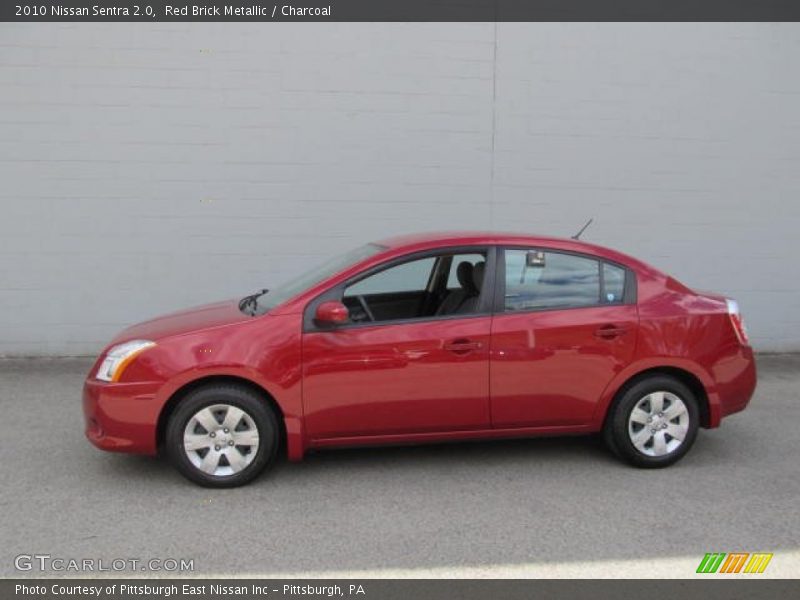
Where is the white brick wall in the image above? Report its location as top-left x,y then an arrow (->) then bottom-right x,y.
1,23 -> 798,354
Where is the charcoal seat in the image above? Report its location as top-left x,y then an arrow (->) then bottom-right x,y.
436,261 -> 485,315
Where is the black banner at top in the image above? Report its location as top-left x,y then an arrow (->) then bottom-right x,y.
2,0 -> 800,22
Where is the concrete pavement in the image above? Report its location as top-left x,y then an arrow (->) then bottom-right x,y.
1,355 -> 798,578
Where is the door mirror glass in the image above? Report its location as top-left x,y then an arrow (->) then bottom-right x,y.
315,301 -> 349,325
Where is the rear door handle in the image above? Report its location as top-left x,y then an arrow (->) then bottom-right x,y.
594,325 -> 628,339
444,338 -> 483,354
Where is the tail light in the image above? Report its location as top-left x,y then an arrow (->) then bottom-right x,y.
726,299 -> 749,345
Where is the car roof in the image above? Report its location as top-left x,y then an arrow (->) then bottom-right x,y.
377,231 -> 564,248
373,231 -> 658,275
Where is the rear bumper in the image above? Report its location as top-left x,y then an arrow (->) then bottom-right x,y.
709,345 -> 757,426
83,378 -> 163,455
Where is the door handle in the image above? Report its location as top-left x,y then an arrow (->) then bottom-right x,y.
443,338 -> 483,354
594,325 -> 628,339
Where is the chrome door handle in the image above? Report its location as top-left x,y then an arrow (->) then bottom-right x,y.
594,325 -> 628,339
443,339 -> 483,354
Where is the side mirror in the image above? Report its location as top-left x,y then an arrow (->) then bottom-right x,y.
314,301 -> 349,326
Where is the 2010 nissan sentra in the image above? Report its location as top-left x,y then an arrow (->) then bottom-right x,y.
83,232 -> 756,487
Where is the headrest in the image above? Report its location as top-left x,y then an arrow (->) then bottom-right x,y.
456,261 -> 475,291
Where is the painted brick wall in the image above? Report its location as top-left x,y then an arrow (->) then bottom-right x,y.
1,23 -> 798,354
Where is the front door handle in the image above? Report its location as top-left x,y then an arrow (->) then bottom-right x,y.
594,325 -> 629,339
444,338 -> 483,354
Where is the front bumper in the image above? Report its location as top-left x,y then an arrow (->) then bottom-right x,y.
83,378 -> 164,455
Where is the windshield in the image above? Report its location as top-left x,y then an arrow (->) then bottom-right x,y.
252,243 -> 385,315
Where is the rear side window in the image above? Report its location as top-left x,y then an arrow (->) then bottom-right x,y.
603,262 -> 626,304
504,249 -> 628,312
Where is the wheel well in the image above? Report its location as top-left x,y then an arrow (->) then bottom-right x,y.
156,375 -> 287,452
605,367 -> 711,428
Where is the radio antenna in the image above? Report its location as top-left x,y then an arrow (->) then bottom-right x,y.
571,218 -> 593,240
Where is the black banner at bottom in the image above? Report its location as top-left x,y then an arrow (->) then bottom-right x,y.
4,579 -> 800,600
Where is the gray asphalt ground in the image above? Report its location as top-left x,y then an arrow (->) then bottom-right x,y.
1,355 -> 798,578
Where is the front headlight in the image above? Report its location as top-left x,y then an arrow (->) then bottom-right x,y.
96,340 -> 156,382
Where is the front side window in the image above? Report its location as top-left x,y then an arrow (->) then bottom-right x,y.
504,249 -> 626,312
445,254 -> 485,289
342,251 -> 488,323
346,257 -> 435,297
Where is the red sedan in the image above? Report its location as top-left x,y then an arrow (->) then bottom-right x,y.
83,232 -> 756,487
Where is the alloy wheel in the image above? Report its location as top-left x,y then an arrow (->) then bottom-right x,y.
627,391 -> 690,457
183,404 -> 260,477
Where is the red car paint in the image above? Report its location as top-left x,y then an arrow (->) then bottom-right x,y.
83,232 -> 756,461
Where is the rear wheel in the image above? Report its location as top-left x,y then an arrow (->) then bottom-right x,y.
604,375 -> 699,468
166,384 -> 279,487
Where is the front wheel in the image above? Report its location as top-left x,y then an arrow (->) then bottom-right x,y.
604,376 -> 699,468
166,384 -> 279,487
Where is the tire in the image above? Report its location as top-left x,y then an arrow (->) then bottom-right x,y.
166,384 -> 279,487
603,375 -> 699,468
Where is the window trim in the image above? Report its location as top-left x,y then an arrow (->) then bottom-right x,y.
303,246 -> 497,333
494,246 -> 637,315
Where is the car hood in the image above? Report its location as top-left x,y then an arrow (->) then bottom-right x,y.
111,299 -> 252,344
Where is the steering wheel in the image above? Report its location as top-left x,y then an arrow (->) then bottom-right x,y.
356,295 -> 375,322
